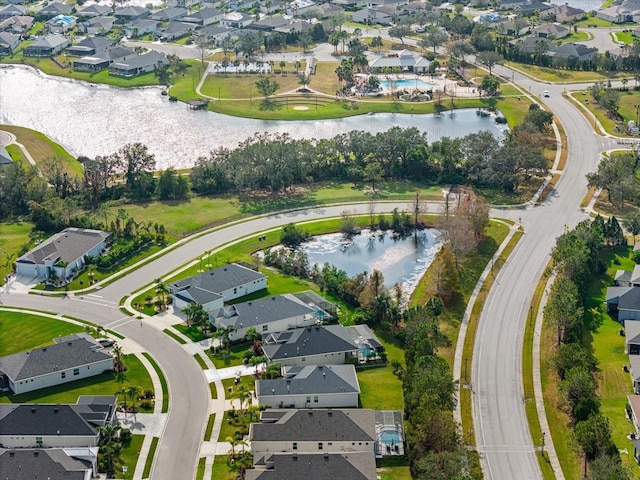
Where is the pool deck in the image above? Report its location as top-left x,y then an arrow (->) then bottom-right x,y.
355,73 -> 479,98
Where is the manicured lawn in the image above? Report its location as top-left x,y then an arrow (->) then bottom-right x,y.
176,324 -> 209,342
378,466 -> 412,480
208,342 -> 251,369
118,434 -> 144,480
614,31 -> 635,45
194,353 -> 208,370
358,365 -> 403,410
507,61 -> 627,83
222,375 -> 254,400
0,221 -> 33,284
211,455 -> 234,480
0,124 -> 82,177
0,311 -> 83,355
196,457 -> 206,480
557,30 -> 591,44
200,70 -> 305,99
142,437 -> 159,478
142,352 -> 169,413
0,354 -> 154,410
575,16 -> 618,28
204,413 -> 216,441
163,328 -> 187,344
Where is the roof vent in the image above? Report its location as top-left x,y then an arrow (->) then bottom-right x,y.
54,408 -> 59,414
67,342 -> 72,346
272,297 -> 276,301
328,411 -> 332,416
42,348 -> 47,352
34,451 -> 39,457
31,408 -> 36,413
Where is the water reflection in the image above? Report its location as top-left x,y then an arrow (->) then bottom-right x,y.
0,65 -> 507,170
301,229 -> 442,302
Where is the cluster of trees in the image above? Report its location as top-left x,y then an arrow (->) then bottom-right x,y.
589,81 -> 623,119
97,423 -> 133,477
401,304 -> 469,479
587,151 -> 640,208
545,217 -> 630,478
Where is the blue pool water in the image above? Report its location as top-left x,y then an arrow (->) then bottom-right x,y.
360,345 -> 374,357
381,431 -> 401,445
379,78 -> 435,89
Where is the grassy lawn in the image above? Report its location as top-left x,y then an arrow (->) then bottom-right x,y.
176,324 -> 209,342
0,221 -> 33,284
208,342 -> 252,369
211,455 -> 234,480
614,31 -> 635,45
0,124 -> 82,177
222,375 -> 254,400
118,434 -> 145,480
142,436 -> 159,479
196,457 -> 206,480
142,352 -> 169,413
507,61 -> 627,83
204,413 -> 216,441
0,354 -> 154,410
357,365 -> 403,410
0,311 -> 84,355
200,70 -> 306,99
377,466 -> 412,480
0,54 -> 161,88
575,16 -> 618,28
163,328 -> 187,344
558,30 -> 591,44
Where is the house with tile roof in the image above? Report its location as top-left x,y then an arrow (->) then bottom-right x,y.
256,364 -> 360,408
169,263 -> 267,312
0,395 -> 117,448
543,3 -> 586,22
0,337 -> 113,394
246,452 -> 377,480
262,325 -> 358,366
14,227 -> 111,281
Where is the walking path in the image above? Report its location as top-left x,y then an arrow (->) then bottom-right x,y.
0,129 -> 36,166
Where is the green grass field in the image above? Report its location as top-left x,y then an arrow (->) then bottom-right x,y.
119,434 -> 145,480
507,61 -> 627,83
0,310 -> 84,355
357,365 -> 404,410
211,455 -> 234,480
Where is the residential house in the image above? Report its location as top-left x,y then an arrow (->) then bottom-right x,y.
509,36 -> 555,54
614,265 -> 640,287
73,45 -> 135,72
262,325 -> 358,366
108,50 -> 167,76
151,6 -> 188,22
14,227 -> 111,280
494,18 -> 531,36
168,0 -> 202,8
0,4 -> 26,20
518,0 -> 553,15
255,364 -> 360,408
287,0 -> 317,16
250,409 -> 377,459
1,15 -> 35,33
196,25 -> 237,45
66,36 -> 113,57
631,354 -> 640,393
607,282 -> 640,321
181,7 -> 224,26
81,16 -> 117,36
168,263 -> 267,312
249,16 -> 291,32
543,3 -> 586,22
0,448 -> 97,480
210,294 -> 326,341
532,23 -> 570,39
46,14 -> 77,34
496,0 -> 529,11
114,6 -> 150,21
246,452 -> 377,480
0,336 -> 113,395
368,0 -> 408,7
627,320 -> 640,354
0,395 -> 117,448
39,2 -> 74,16
124,18 -> 159,37
0,31 -> 20,55
0,145 -> 12,164
628,394 -> 640,432
351,7 -> 395,25
369,49 -> 432,73
598,0 -> 640,23
157,21 -> 193,41
221,11 -> 254,28
260,0 -> 285,14
274,20 -> 314,34
401,1 -> 433,17
23,34 -> 70,57
77,4 -> 112,18
549,42 -> 598,62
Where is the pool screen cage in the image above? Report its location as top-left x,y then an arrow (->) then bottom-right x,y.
291,290 -> 337,319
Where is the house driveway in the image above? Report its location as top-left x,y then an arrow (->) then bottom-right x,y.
117,411 -> 167,437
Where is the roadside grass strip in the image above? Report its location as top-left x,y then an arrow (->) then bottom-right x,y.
142,352 -> 169,413
204,414 -> 216,441
141,437 -> 159,479
210,382 -> 218,399
196,457 -> 206,480
194,353 -> 208,370
163,328 -> 187,344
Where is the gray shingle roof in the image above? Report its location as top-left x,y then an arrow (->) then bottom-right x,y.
0,145 -> 12,164
251,409 -> 376,442
625,320 -> 640,346
40,2 -> 73,14
0,449 -> 91,480
245,453 -> 376,480
27,34 -> 69,50
619,287 -> 640,311
262,325 -> 357,361
170,263 -> 266,304
0,337 -> 112,381
0,404 -> 98,436
16,227 -> 110,266
345,324 -> 383,350
256,364 -> 359,397
213,294 -> 315,330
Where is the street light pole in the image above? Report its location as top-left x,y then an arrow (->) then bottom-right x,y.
541,432 -> 546,458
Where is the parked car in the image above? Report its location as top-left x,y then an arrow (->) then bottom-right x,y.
97,338 -> 115,347
543,90 -> 550,97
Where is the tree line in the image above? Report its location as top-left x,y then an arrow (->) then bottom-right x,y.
544,216 -> 631,479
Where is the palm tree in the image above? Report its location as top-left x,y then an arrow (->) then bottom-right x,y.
250,355 -> 267,375
294,60 -> 301,75
279,60 -> 286,75
181,303 -> 200,327
112,343 -> 126,373
155,281 -> 168,310
244,327 -> 262,353
226,435 -> 240,461
126,385 -> 141,410
231,384 -> 252,416
214,325 -> 236,352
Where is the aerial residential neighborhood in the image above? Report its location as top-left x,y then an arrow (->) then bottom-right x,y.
6,0 -> 640,477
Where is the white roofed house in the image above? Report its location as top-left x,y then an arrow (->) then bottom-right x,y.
221,11 -> 254,28
369,49 -> 432,73
14,227 -> 112,283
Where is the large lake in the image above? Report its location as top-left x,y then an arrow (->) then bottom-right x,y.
301,229 -> 442,302
0,66 -> 507,170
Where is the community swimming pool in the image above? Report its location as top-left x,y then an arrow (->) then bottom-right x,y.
379,78 -> 436,89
